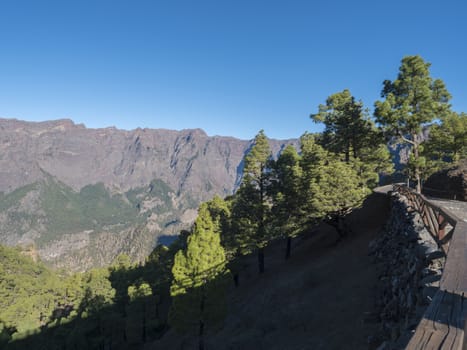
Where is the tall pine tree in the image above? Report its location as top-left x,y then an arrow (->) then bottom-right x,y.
374,55 -> 451,192
423,111 -> 467,175
270,145 -> 302,259
311,89 -> 375,162
312,89 -> 393,187
299,133 -> 368,239
169,204 -> 229,350
232,130 -> 272,273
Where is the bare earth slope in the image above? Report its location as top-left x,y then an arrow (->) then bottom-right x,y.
150,192 -> 390,350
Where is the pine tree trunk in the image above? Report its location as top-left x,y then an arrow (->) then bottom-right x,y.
337,217 -> 346,238
258,247 -> 265,273
199,320 -> 205,350
412,134 -> 422,193
285,236 -> 292,259
233,272 -> 239,287
328,216 -> 346,239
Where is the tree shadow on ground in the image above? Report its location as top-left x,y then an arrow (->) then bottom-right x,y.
3,261 -> 171,350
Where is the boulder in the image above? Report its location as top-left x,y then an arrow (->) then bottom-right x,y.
423,159 -> 467,201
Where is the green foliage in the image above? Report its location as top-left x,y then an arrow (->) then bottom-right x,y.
204,195 -> 235,259
297,133 -> 328,226
39,181 -> 139,243
312,89 -> 377,162
312,89 -> 393,186
169,205 -> 230,336
297,133 -> 370,237
375,56 -> 451,134
80,268 -> 116,315
144,245 -> 172,290
0,245 -> 67,334
0,176 -> 178,259
0,240 -> 176,349
308,160 -> 369,220
0,183 -> 37,212
270,145 -> 303,239
232,130 -> 273,255
374,55 -> 451,191
126,178 -> 174,213
423,112 -> 467,175
128,282 -> 152,302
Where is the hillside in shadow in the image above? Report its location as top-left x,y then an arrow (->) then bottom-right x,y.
149,191 -> 390,349
3,192 -> 390,350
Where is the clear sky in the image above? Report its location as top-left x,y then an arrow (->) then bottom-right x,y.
0,0 -> 466,140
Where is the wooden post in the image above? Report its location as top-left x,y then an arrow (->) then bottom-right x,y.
438,213 -> 447,241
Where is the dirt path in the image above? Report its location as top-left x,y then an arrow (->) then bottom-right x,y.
151,192 -> 390,350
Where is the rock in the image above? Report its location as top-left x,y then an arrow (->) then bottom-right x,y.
0,118 -> 296,195
425,250 -> 445,262
420,273 -> 441,287
423,159 -> 467,201
416,241 -> 438,258
369,190 -> 446,348
0,118 -> 298,270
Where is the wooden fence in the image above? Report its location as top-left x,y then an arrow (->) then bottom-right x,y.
393,185 -> 467,349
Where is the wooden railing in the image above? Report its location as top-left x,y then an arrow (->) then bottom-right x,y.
393,185 -> 467,349
395,185 -> 458,254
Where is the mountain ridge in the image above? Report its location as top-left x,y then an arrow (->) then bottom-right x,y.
0,117 -> 297,270
0,117 -> 296,194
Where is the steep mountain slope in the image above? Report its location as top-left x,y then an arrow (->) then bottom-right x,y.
150,192 -> 390,350
0,118 -> 296,270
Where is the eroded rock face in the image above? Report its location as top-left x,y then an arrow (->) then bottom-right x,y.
423,160 -> 467,201
0,118 -> 295,195
0,118 -> 297,270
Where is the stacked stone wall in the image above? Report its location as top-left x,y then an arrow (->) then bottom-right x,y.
369,191 -> 446,349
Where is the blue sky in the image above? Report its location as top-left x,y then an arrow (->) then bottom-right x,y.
0,0 -> 466,140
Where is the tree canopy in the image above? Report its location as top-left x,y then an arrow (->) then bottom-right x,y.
374,55 -> 451,192
423,111 -> 467,175
231,130 -> 273,273
312,89 -> 376,162
169,204 -> 230,350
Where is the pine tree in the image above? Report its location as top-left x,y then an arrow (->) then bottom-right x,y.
309,159 -> 369,238
312,89 -> 393,187
423,111 -> 467,175
298,133 -> 328,227
204,195 -> 243,286
204,195 -> 233,257
270,145 -> 302,259
126,282 -> 153,344
374,55 -> 451,192
169,204 -> 230,350
311,89 -> 375,162
299,133 -> 368,238
231,130 -> 273,273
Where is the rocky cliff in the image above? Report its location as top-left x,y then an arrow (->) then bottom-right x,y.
0,118 -> 297,270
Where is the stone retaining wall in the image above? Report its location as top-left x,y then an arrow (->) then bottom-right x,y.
369,191 -> 446,349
